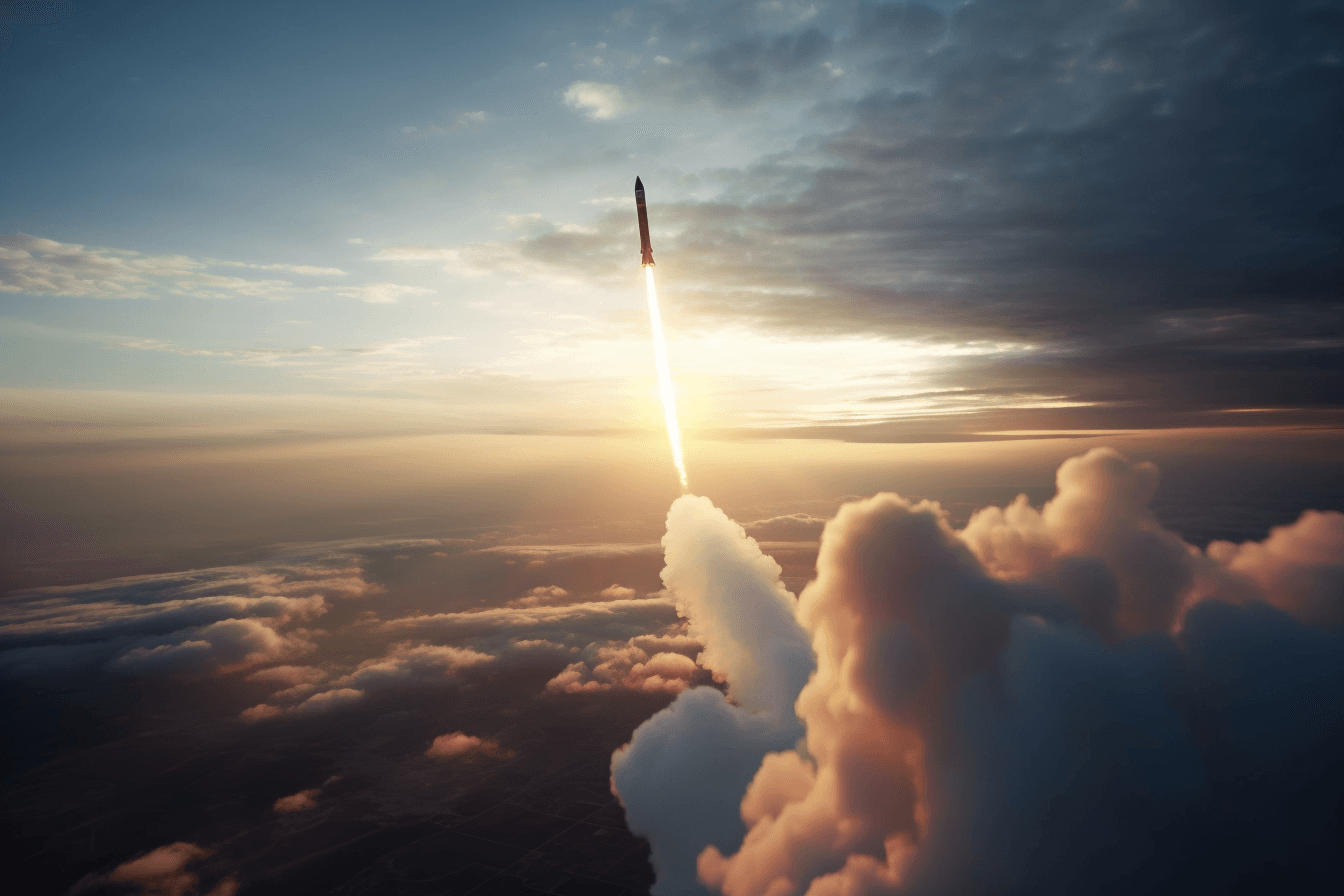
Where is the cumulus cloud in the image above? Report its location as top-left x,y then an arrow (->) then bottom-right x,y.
270,774 -> 341,812
959,447 -> 1200,635
272,788 -> 321,813
1208,510 -> 1344,629
89,841 -> 236,896
507,585 -> 571,607
507,583 -> 646,608
613,448 -> 1344,896
112,617 -> 319,674
339,641 -> 494,688
1,605 -> 322,678
563,81 -> 630,119
241,686 -> 366,722
425,731 -> 511,759
546,642 -> 701,695
0,561 -> 379,677
240,641 -> 493,720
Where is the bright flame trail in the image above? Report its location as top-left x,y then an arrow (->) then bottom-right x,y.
644,265 -> 688,490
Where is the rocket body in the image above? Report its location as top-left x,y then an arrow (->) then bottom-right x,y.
635,176 -> 655,266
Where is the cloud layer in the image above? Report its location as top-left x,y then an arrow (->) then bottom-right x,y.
613,448 -> 1344,895
0,562 -> 377,677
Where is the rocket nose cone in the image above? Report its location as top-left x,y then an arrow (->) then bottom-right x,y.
635,176 -> 643,191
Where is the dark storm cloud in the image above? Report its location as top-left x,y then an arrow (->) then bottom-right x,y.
806,0 -> 1344,315
383,0 -> 1340,428
853,2 -> 947,53
627,0 -> 1344,425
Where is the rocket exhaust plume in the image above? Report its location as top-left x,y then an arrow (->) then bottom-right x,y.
636,177 -> 688,490
645,265 -> 688,490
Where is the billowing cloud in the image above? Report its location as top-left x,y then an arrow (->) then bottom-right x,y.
612,496 -> 815,896
240,641 -> 493,720
563,81 -> 630,119
546,642 -> 701,695
614,448 -> 1344,896
959,447 -> 1200,635
1208,510 -> 1344,629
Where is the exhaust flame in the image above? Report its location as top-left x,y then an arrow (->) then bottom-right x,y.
644,265 -> 688,490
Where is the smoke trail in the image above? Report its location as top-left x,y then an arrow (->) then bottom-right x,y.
645,265 -> 688,490
612,449 -> 1344,896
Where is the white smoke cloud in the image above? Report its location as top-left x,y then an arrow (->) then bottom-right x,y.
612,496 -> 816,896
959,448 -> 1200,635
612,448 -> 1344,896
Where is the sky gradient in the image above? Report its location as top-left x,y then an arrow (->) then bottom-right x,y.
5,0 -> 1340,446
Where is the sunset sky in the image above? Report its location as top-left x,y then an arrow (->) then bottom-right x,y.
5,0 -> 1340,444
2,3 -> 1342,896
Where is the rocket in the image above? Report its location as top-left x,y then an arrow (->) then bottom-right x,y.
635,176 -> 655,266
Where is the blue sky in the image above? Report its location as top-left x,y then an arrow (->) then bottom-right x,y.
3,0 -> 1341,441
4,0 -> 884,434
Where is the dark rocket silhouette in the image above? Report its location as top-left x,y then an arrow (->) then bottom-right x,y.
635,176 -> 654,266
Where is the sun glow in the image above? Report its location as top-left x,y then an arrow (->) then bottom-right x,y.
644,265 -> 688,490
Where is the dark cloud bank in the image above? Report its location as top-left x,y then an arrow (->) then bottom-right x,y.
503,0 -> 1344,429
